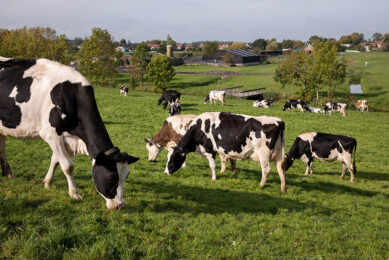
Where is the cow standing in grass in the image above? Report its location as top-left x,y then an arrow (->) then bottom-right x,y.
166,112 -> 286,192
324,102 -> 347,117
0,57 -> 138,210
284,132 -> 356,182
204,90 -> 226,106
158,90 -> 181,109
354,99 -> 369,112
282,100 -> 310,112
145,114 -> 236,175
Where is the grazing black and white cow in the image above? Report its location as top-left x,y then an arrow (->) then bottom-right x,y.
158,89 -> 181,109
305,106 -> 325,114
168,99 -> 181,116
285,132 -> 356,181
166,112 -> 286,192
323,102 -> 347,117
120,85 -> 129,96
0,57 -> 139,210
204,90 -> 226,106
282,99 -> 310,112
253,99 -> 274,108
145,114 -> 236,174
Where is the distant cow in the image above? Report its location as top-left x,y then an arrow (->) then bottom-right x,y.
0,57 -> 139,210
253,99 -> 274,108
282,99 -> 310,112
285,132 -> 356,182
365,61 -> 369,66
169,99 -> 181,116
166,112 -> 286,192
324,102 -> 347,117
354,99 -> 368,112
221,75 -> 230,80
120,85 -> 128,96
204,90 -> 226,106
158,90 -> 181,109
305,106 -> 325,114
145,114 -> 236,174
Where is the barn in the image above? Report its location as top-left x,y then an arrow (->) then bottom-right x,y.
202,49 -> 260,66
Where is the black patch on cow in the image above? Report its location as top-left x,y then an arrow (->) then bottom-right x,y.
92,153 -> 119,199
204,119 -> 210,134
158,90 -> 181,109
282,99 -> 309,111
0,59 -> 36,128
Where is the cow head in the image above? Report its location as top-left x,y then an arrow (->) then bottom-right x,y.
204,95 -> 210,104
169,101 -> 181,116
166,146 -> 187,174
144,138 -> 162,162
92,148 -> 139,210
284,154 -> 295,171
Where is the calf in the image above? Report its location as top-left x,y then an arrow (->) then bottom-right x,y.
305,106 -> 325,114
145,114 -> 236,174
324,102 -> 347,117
166,112 -> 286,192
158,89 -> 181,109
282,99 -> 310,112
285,132 -> 356,181
168,99 -> 181,116
0,57 -> 138,210
120,85 -> 129,96
354,99 -> 368,112
204,90 -> 226,106
253,99 -> 274,108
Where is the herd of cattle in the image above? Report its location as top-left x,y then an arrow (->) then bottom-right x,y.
0,57 -> 365,210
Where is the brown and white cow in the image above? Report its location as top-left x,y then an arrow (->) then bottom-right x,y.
285,132 -> 357,181
354,99 -> 368,112
166,112 -> 286,192
324,102 -> 347,117
145,114 -> 236,175
0,57 -> 138,210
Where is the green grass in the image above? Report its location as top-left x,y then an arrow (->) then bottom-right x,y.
1,87 -> 388,259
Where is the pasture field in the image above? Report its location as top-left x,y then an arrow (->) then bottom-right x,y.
117,52 -> 389,111
0,88 -> 388,259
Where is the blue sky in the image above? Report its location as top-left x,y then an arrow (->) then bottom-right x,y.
1,0 -> 388,42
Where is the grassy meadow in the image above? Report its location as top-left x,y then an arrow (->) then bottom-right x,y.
1,52 -> 389,259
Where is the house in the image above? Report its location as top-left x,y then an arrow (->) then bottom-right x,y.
202,49 -> 260,66
148,44 -> 160,50
304,44 -> 314,52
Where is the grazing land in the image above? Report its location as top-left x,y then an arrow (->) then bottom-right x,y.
1,87 -> 388,259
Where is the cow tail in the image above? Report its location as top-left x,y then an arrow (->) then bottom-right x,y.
353,140 -> 357,175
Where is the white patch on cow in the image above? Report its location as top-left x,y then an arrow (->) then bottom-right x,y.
61,113 -> 67,119
299,132 -> 317,142
0,56 -> 12,62
9,87 -> 18,98
218,134 -> 222,140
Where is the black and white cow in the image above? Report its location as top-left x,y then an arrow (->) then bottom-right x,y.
168,99 -> 181,116
323,102 -> 347,117
305,106 -> 325,114
120,85 -> 129,96
158,89 -> 181,109
282,99 -> 310,112
166,112 -> 286,192
253,99 -> 274,108
0,57 -> 139,210
204,90 -> 226,106
285,132 -> 356,181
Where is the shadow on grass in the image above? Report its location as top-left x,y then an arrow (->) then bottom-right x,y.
128,180 -> 333,216
305,170 -> 389,182
169,77 -> 220,90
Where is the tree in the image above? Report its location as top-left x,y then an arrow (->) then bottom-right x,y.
77,27 -> 122,87
281,39 -> 294,49
266,41 -> 280,51
146,54 -> 175,92
230,41 -> 247,50
313,42 -> 346,100
0,26 -> 70,64
274,60 -> 292,97
372,33 -> 383,42
252,38 -> 267,52
119,39 -> 127,46
129,42 -> 151,87
202,41 -> 219,55
382,33 -> 389,51
309,35 -> 324,43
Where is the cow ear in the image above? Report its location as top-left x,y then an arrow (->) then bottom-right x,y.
144,138 -> 151,144
127,155 -> 139,164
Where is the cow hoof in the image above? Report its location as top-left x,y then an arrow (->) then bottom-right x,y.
7,174 -> 14,178
164,172 -> 170,175
350,179 -> 355,183
70,193 -> 83,200
281,187 -> 287,193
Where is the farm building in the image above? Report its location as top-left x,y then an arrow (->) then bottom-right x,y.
202,49 -> 260,66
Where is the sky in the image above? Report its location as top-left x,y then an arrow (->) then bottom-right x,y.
1,0 -> 388,43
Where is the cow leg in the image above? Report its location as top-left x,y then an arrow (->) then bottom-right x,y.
163,101 -> 168,109
43,135 -> 82,199
344,160 -> 355,182
0,135 -> 13,178
205,153 -> 217,180
230,159 -> 236,175
254,152 -> 271,188
44,153 -> 59,188
220,156 -> 228,173
340,163 -> 348,180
